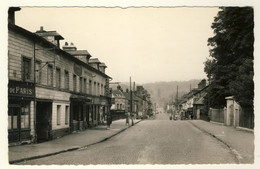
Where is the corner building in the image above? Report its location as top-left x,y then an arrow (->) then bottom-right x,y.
8,8 -> 111,144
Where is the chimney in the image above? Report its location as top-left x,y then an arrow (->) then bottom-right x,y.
62,42 -> 77,51
35,27 -> 64,48
8,7 -> 21,24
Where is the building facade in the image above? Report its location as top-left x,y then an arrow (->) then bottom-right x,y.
8,8 -> 111,144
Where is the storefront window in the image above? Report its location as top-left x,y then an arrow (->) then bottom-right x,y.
8,106 -> 19,130
21,103 -> 30,129
65,106 -> 69,125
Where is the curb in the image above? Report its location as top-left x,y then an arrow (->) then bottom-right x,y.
188,121 -> 241,164
210,121 -> 254,133
9,120 -> 142,164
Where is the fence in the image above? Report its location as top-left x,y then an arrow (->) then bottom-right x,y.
209,108 -> 224,123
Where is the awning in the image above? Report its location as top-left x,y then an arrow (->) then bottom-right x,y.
70,94 -> 92,102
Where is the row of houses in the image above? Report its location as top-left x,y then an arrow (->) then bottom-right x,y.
173,79 -> 253,129
8,8 -> 112,144
110,85 -> 153,119
177,79 -> 208,120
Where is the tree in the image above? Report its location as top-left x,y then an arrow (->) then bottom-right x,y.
204,7 -> 254,113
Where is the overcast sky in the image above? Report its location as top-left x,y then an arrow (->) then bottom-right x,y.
15,7 -> 219,84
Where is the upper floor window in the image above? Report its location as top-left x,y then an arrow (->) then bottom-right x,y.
22,57 -> 32,81
94,82 -> 97,95
35,61 -> 41,84
97,83 -> 100,95
101,84 -> 103,95
64,70 -> 69,90
84,78 -> 87,93
73,74 -> 77,92
47,65 -> 53,86
79,77 -> 83,93
56,68 -> 61,88
89,80 -> 92,95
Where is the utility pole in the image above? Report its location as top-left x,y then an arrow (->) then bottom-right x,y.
176,85 -> 179,111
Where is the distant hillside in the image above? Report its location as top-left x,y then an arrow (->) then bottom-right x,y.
110,79 -> 202,107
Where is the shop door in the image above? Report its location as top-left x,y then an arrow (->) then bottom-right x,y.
8,105 -> 20,143
36,102 -> 52,142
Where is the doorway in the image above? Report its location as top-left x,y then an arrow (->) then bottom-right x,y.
36,101 -> 52,142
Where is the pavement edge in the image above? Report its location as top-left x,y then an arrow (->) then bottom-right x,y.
9,120 -> 143,164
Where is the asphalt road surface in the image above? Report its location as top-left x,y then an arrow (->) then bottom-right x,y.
17,113 -> 238,165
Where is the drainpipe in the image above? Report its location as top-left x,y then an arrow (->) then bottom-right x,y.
33,40 -> 37,143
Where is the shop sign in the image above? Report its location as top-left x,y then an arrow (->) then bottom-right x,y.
74,63 -> 82,76
8,82 -> 34,97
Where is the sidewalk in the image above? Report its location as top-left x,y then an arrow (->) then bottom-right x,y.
9,119 -> 141,164
189,120 -> 254,164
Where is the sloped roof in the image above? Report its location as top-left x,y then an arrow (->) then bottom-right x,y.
100,62 -> 107,68
112,90 -> 125,98
9,23 -> 111,79
123,92 -> 130,100
89,58 -> 101,64
66,50 -> 91,56
35,31 -> 64,40
193,97 -> 204,105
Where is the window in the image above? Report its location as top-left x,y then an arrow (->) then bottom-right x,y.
8,106 -> 19,130
20,103 -> 30,129
120,104 -> 122,110
64,70 -> 69,90
117,104 -> 119,110
94,82 -> 96,95
47,65 -> 53,86
101,84 -> 103,95
35,61 -> 41,84
56,68 -> 61,88
73,75 -> 77,92
57,105 -> 61,125
84,78 -> 87,93
8,102 -> 30,130
89,80 -> 92,95
79,77 -> 83,93
22,57 -> 31,81
97,83 -> 100,95
65,106 -> 69,125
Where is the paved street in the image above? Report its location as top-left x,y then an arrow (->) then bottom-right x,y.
15,113 -> 253,165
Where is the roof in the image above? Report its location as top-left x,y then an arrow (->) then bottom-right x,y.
193,97 -> 204,105
66,50 -> 91,56
123,92 -> 130,100
100,63 -> 107,68
193,85 -> 209,96
89,58 -> 101,64
35,31 -> 64,40
112,90 -> 125,98
8,23 -> 111,79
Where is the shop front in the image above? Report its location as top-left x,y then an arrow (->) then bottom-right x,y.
70,95 -> 91,132
8,80 -> 34,144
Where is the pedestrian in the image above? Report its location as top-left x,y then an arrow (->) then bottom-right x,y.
131,113 -> 134,126
106,112 -> 112,129
125,112 -> 130,126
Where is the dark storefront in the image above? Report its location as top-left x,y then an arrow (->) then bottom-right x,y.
70,95 -> 91,131
36,100 -> 52,142
8,80 -> 34,144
